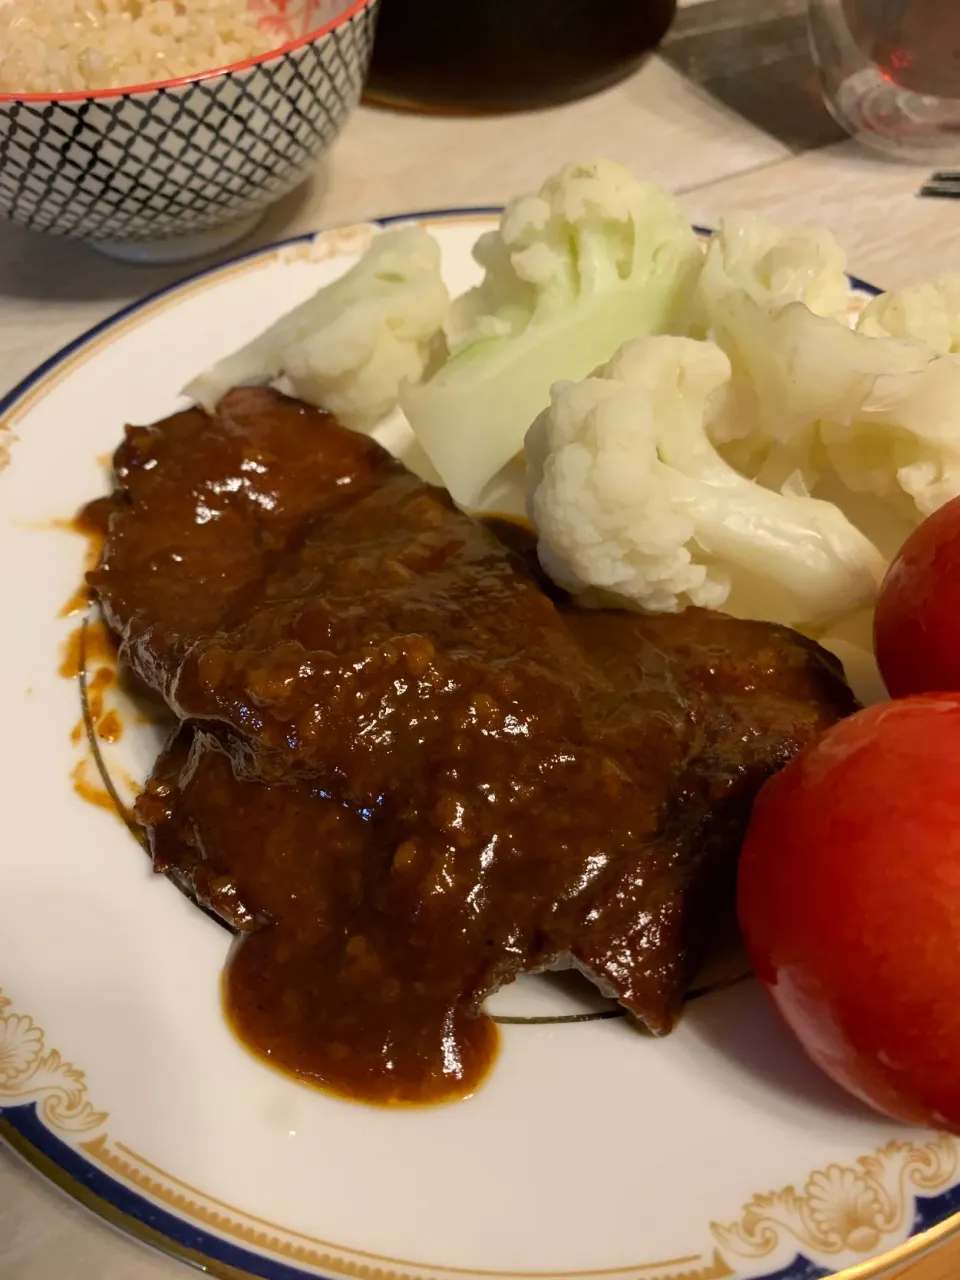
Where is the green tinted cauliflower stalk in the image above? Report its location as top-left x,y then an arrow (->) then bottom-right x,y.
401,160 -> 704,508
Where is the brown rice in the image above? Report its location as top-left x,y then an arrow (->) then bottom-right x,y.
0,0 -> 276,95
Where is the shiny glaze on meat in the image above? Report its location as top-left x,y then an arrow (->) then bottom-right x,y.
90,388 -> 857,1105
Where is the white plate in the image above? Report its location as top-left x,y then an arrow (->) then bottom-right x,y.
1,210 -> 957,1280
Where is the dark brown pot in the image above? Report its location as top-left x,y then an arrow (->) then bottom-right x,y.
364,0 -> 678,114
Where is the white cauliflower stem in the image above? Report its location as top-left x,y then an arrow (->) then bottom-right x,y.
185,226 -> 450,430
526,336 -> 886,625
401,159 -> 704,508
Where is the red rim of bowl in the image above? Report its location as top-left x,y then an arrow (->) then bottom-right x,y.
0,0 -> 375,105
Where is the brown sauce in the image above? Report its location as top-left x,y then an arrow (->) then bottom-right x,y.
86,666 -> 115,714
58,627 -> 84,680
137,729 -> 502,1105
58,497 -> 174,826
59,619 -> 118,680
62,638 -> 124,758
227,940 -> 499,1105
71,495 -> 112,543
87,388 -> 858,1107
71,758 -> 123,815
95,709 -> 123,744
53,500 -> 111,618
60,581 -> 94,619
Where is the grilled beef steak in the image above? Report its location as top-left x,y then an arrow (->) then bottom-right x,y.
90,387 -> 857,1103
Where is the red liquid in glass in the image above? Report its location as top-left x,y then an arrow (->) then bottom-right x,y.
847,0 -> 960,98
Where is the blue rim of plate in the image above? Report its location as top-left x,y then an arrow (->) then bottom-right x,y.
3,209 -> 952,1280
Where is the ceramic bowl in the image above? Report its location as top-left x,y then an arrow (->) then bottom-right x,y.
0,0 -> 379,263
365,0 -> 676,112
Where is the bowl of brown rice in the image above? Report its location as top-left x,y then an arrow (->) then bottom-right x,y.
0,0 -> 379,262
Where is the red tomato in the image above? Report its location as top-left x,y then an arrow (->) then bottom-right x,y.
874,495 -> 960,698
737,694 -> 960,1132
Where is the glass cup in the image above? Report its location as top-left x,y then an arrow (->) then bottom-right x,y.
808,0 -> 960,163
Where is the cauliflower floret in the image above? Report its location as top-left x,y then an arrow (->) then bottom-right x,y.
822,351 -> 960,517
708,290 -> 960,525
526,336 -> 885,626
706,290 -> 928,457
689,211 -> 850,341
856,276 -> 960,355
185,226 -> 450,431
401,159 -> 704,508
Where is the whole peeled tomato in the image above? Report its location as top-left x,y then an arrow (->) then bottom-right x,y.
874,495 -> 960,698
737,694 -> 960,1132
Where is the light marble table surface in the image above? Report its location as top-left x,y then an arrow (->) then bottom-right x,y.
3,5 -> 960,1279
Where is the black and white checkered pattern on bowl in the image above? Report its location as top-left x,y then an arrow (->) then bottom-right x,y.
0,0 -> 378,244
